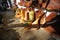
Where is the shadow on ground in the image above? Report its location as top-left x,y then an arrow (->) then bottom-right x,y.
0,28 -> 20,40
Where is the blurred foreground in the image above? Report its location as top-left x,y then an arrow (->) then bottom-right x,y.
0,9 -> 60,40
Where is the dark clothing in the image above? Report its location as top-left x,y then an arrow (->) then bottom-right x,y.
0,0 -> 8,11
51,15 -> 60,35
0,14 -> 3,24
30,0 -> 39,7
